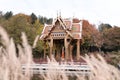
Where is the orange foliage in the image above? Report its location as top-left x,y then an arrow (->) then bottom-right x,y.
82,20 -> 102,47
102,27 -> 120,49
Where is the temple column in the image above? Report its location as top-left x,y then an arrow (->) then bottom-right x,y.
68,41 -> 72,60
64,35 -> 69,60
49,37 -> 53,59
64,38 -> 68,60
70,45 -> 73,60
76,39 -> 80,60
49,36 -> 53,59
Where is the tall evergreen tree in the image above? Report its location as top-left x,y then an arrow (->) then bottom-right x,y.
0,11 -> 3,17
98,23 -> 112,32
4,11 -> 13,19
30,13 -> 37,24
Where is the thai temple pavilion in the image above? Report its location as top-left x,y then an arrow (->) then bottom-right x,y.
40,16 -> 82,61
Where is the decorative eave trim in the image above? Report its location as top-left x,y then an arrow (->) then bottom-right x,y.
41,23 -> 50,34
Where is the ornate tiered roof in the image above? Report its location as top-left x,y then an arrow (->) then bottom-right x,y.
40,17 -> 82,40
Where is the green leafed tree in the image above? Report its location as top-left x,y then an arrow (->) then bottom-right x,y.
1,13 -> 36,45
32,19 -> 44,57
0,13 -> 46,58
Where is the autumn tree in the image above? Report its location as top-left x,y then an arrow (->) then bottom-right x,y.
98,23 -> 120,52
81,20 -> 102,53
101,26 -> 120,52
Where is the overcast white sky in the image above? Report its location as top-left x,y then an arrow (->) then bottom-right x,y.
0,0 -> 120,26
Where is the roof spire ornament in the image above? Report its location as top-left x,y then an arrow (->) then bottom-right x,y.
57,11 -> 58,18
59,10 -> 61,18
72,12 -> 75,18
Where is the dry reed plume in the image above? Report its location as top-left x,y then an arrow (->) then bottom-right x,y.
0,26 -> 120,80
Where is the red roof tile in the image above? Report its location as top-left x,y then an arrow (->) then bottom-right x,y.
73,18 -> 80,23
64,20 -> 72,29
42,25 -> 52,34
72,23 -> 81,32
